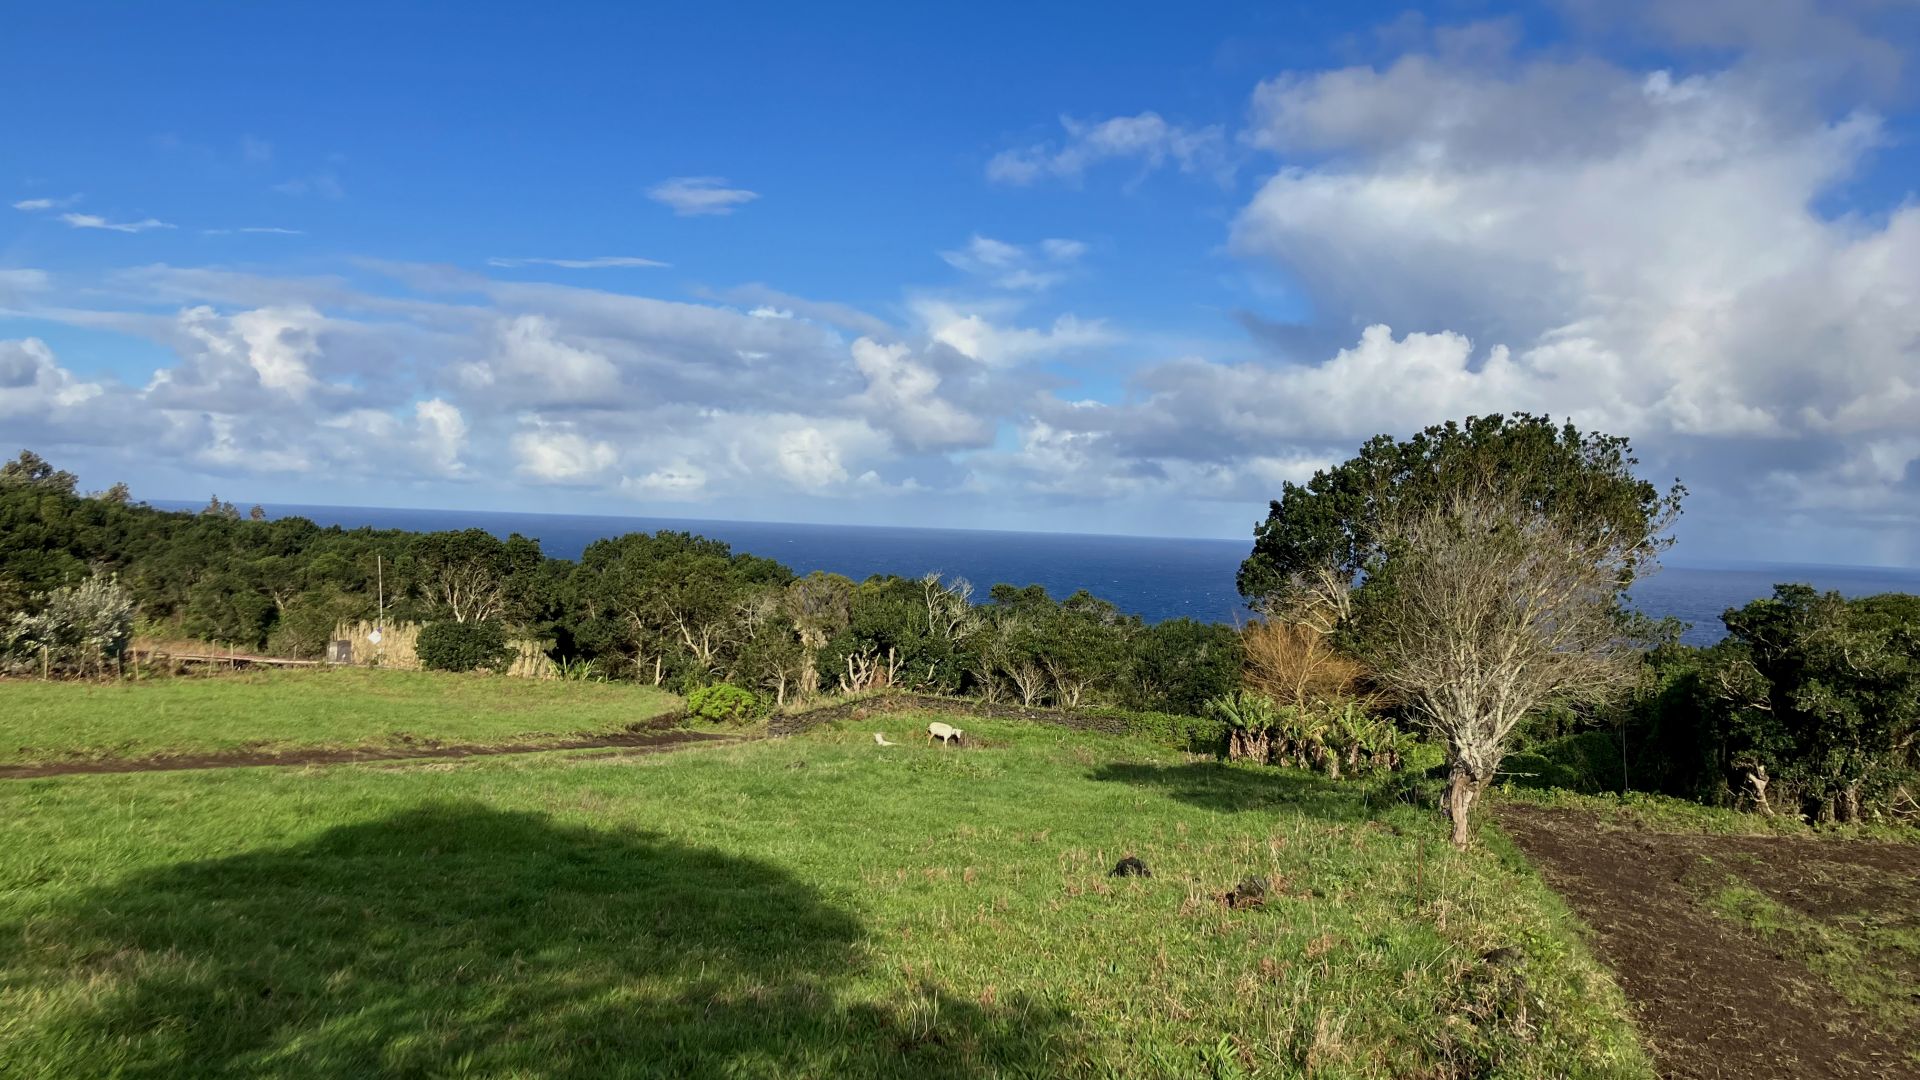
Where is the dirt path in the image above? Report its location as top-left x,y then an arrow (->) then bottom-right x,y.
1499,804 -> 1920,1079
0,729 -> 738,780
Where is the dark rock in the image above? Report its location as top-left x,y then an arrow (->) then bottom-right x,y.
1221,876 -> 1269,909
1480,945 -> 1524,968
1109,856 -> 1152,878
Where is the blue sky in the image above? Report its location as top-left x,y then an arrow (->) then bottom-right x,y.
5,1 -> 1920,567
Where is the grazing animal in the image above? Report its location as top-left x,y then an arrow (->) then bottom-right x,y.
873,732 -> 898,746
927,721 -> 963,746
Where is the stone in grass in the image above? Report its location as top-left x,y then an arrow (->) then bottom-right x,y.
1109,856 -> 1152,878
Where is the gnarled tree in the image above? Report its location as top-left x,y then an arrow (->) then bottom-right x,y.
1240,415 -> 1683,846
1361,492 -> 1655,845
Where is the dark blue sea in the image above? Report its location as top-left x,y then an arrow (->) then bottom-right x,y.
180,502 -> 1920,646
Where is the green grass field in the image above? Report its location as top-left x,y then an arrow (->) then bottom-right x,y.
0,681 -> 1653,1079
0,669 -> 679,765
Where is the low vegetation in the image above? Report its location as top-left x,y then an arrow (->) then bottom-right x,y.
0,667 -> 677,766
0,710 -> 1654,1078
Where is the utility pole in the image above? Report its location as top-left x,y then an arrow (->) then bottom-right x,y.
372,553 -> 387,665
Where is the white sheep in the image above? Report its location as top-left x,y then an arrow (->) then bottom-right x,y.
926,721 -> 964,747
873,732 -> 898,746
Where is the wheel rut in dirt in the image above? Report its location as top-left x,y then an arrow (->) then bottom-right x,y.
1500,803 -> 1920,1080
0,728 -> 737,780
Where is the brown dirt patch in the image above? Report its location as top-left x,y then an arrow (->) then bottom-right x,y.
0,728 -> 738,780
1499,804 -> 1920,1079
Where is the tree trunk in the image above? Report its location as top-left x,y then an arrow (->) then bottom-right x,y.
1447,764 -> 1479,849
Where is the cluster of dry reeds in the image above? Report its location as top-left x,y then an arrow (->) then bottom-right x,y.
330,620 -> 556,679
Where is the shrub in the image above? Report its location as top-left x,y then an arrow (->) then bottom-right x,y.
1081,706 -> 1230,754
686,683 -> 771,724
5,575 -> 135,676
1207,690 -> 1402,778
415,620 -> 513,673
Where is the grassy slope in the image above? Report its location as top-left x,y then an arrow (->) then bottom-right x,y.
0,713 -> 1650,1079
0,668 -> 679,765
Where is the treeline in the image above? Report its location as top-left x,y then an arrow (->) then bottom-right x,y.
6,443 -> 1914,828
1523,586 -> 1920,825
0,452 -> 1239,714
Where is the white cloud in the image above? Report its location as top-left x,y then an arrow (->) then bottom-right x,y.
60,213 -> 174,233
851,337 -> 991,451
511,425 -> 617,482
12,194 -> 81,212
939,234 -> 1087,291
0,338 -> 104,413
413,399 -> 467,476
203,226 -> 305,236
622,460 -> 707,499
647,176 -> 759,216
487,255 -> 669,269
911,298 -> 1110,367
988,112 -> 1229,185
454,314 -> 623,408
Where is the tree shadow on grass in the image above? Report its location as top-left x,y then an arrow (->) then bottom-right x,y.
1088,760 -> 1380,821
3,803 -> 1078,1078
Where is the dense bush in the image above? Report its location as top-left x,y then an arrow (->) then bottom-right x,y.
686,683 -> 771,724
1504,732 -> 1625,794
1207,690 -> 1403,779
416,620 -> 513,673
4,574 -> 134,676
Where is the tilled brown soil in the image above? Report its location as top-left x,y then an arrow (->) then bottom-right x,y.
0,728 -> 737,780
1500,804 -> 1920,1079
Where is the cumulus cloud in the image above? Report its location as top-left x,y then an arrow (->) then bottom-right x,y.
512,424 -> 619,482
647,176 -> 759,216
1221,53 -> 1920,491
0,338 -> 104,414
911,298 -> 1110,367
850,337 -> 992,451
987,112 -> 1229,185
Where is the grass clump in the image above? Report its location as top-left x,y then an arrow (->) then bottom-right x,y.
686,682 -> 772,726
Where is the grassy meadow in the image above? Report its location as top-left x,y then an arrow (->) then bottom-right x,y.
0,677 -> 1653,1079
0,668 -> 678,765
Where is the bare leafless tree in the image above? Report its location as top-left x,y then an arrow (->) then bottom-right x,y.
1359,491 -> 1657,847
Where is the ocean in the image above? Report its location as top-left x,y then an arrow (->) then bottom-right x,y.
180,502 -> 1920,647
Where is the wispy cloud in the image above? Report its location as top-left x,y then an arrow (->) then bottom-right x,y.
647,176 -> 759,216
12,194 -> 83,211
273,173 -> 345,199
487,255 -> 670,269
201,226 -> 305,236
987,112 -> 1231,186
939,234 -> 1087,291
59,213 -> 174,233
